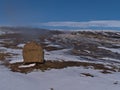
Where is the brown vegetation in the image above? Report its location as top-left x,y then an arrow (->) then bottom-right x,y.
0,53 -> 11,60
6,60 -> 118,74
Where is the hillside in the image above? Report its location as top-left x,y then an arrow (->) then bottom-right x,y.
0,27 -> 120,90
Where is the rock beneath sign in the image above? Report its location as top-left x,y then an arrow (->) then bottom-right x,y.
23,41 -> 44,63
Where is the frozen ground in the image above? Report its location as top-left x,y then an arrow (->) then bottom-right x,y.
99,46 -> 120,54
45,49 -> 81,61
0,30 -> 120,90
0,64 -> 120,90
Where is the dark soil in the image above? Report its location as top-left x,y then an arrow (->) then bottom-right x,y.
6,60 -> 118,74
80,73 -> 94,77
0,53 -> 11,60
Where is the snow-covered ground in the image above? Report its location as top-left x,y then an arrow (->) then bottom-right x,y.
0,64 -> 120,90
0,42 -> 120,90
0,46 -> 23,63
101,57 -> 120,63
45,49 -> 81,61
0,30 -> 120,90
99,46 -> 120,54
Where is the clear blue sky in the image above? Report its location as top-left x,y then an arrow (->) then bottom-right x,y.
0,0 -> 120,29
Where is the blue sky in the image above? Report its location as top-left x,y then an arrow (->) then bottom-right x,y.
0,0 -> 120,30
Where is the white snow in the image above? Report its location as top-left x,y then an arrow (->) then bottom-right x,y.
0,65 -> 120,90
17,44 -> 25,48
6,48 -> 23,63
19,63 -> 35,68
46,44 -> 61,48
0,44 -> 23,63
45,49 -> 81,61
84,50 -> 91,53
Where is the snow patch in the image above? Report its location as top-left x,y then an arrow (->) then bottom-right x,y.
47,44 -> 61,48
19,63 -> 36,68
17,44 -> 25,48
102,57 -> 120,62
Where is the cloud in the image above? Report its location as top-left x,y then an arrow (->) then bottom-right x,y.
40,20 -> 120,28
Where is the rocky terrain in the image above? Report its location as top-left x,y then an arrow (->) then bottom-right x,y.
0,27 -> 120,70
46,30 -> 120,63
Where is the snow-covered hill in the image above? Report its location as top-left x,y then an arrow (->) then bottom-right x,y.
0,28 -> 120,90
